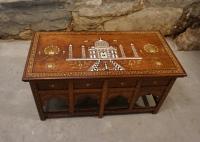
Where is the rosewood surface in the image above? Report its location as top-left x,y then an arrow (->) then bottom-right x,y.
22,32 -> 186,120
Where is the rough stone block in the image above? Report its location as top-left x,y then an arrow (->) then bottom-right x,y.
0,0 -> 73,39
103,7 -> 183,35
176,27 -> 200,50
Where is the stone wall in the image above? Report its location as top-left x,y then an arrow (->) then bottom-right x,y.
0,0 -> 73,39
0,0 -> 200,50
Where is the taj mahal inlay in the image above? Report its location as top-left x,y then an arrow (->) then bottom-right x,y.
88,38 -> 118,59
65,38 -> 142,71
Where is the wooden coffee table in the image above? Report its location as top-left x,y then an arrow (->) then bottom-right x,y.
22,32 -> 186,120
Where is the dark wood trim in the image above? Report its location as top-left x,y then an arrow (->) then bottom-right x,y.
99,80 -> 108,118
38,88 -> 135,94
30,81 -> 46,120
129,80 -> 142,110
68,81 -> 74,114
105,107 -> 155,114
152,78 -> 176,114
44,107 -> 155,119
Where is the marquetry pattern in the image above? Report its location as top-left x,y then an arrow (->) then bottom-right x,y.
23,32 -> 185,80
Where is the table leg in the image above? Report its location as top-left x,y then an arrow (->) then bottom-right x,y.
99,80 -> 108,118
68,81 -> 74,115
152,78 -> 176,114
129,80 -> 142,110
30,82 -> 46,121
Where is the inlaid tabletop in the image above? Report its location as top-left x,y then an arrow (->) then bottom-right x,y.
23,32 -> 186,80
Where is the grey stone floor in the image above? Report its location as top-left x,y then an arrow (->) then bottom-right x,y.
0,39 -> 200,142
